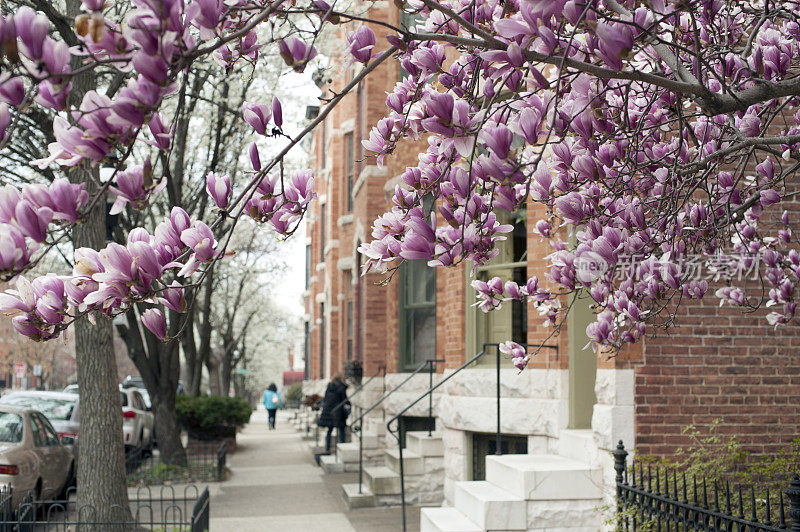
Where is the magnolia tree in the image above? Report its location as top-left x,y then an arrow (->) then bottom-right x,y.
0,0 -> 798,511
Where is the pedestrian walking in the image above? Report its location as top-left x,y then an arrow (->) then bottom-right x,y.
262,383 -> 283,430
317,373 -> 349,452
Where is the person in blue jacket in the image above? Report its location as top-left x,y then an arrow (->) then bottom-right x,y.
262,383 -> 283,430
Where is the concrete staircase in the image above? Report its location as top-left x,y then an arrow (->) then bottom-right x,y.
420,454 -> 603,532
319,417 -> 386,473
342,430 -> 445,509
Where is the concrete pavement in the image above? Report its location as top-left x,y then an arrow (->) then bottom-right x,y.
209,408 -> 419,531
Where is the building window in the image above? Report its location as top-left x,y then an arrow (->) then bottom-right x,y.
345,133 -> 354,212
321,118 -> 327,169
470,433 -> 527,480
319,302 -> 325,378
320,204 -> 326,260
466,211 -> 527,364
304,321 -> 310,379
399,259 -> 436,371
346,300 -> 354,361
305,244 -> 311,289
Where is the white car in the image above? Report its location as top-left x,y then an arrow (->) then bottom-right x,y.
120,387 -> 154,452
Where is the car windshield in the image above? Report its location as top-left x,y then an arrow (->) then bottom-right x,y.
1,396 -> 76,421
0,413 -> 23,443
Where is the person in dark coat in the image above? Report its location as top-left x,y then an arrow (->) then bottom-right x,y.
317,373 -> 349,452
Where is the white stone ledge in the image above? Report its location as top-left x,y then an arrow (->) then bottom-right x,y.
314,292 -> 326,304
339,118 -> 355,134
352,164 -> 389,198
337,257 -> 354,271
315,262 -> 326,272
338,213 -> 354,226
438,394 -> 565,437
443,368 -> 568,399
323,239 -> 338,256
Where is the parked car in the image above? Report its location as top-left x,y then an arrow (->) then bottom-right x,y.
0,392 -> 79,450
120,387 -> 153,452
0,405 -> 73,510
62,384 -> 78,395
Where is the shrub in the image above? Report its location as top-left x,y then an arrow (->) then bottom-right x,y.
285,383 -> 303,403
176,395 -> 252,441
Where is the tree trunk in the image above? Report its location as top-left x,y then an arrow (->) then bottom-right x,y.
72,179 -> 131,526
206,357 -> 221,396
151,387 -> 186,466
65,0 -> 130,517
117,307 -> 187,466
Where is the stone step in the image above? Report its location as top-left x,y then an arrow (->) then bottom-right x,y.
485,454 -> 603,500
406,431 -> 443,457
364,465 -> 401,495
420,507 -> 481,532
319,454 -> 344,473
365,417 -> 387,435
385,448 -> 423,475
336,442 -> 360,463
556,429 -> 598,464
453,481 -> 526,530
341,482 -> 375,510
351,431 -> 380,449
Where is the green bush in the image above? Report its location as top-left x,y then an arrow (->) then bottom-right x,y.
285,383 -> 303,403
176,395 -> 252,440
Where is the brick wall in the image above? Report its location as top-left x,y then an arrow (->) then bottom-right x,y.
636,297 -> 800,457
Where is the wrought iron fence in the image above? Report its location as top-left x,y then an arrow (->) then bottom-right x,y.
613,441 -> 800,531
126,440 -> 228,485
0,483 -> 209,531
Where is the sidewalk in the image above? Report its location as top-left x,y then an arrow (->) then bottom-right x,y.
209,408 -> 419,531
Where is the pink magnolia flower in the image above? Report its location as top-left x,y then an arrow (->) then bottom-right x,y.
0,74 -> 24,106
14,200 -> 52,242
272,97 -> 283,129
141,308 -> 167,340
109,162 -> 165,215
347,26 -> 376,64
206,172 -> 231,209
277,37 -> 317,73
242,101 -> 271,135
158,281 -> 186,313
147,113 -> 172,151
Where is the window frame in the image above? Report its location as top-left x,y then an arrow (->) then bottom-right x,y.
398,259 -> 437,372
465,211 -> 528,364
345,133 -> 354,212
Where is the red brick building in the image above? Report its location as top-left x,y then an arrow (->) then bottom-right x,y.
301,4 -> 800,523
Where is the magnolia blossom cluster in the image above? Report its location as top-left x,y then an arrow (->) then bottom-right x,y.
0,207 -> 220,341
356,0 -> 800,352
0,180 -> 88,275
499,341 -> 530,371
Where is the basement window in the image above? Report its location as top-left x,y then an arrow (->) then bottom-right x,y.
470,432 -> 527,481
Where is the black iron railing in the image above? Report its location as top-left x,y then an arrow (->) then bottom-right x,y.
0,483 -> 210,531
613,441 -> 800,530
349,359 -> 441,495
385,342 -> 557,532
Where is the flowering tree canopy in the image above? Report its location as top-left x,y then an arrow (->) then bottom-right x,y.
1,0 -> 800,370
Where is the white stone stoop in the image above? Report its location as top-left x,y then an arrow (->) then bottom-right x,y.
421,453 -> 605,532
343,431 -> 445,509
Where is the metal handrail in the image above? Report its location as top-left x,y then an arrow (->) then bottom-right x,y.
349,359 -> 440,495
386,342 -> 559,532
